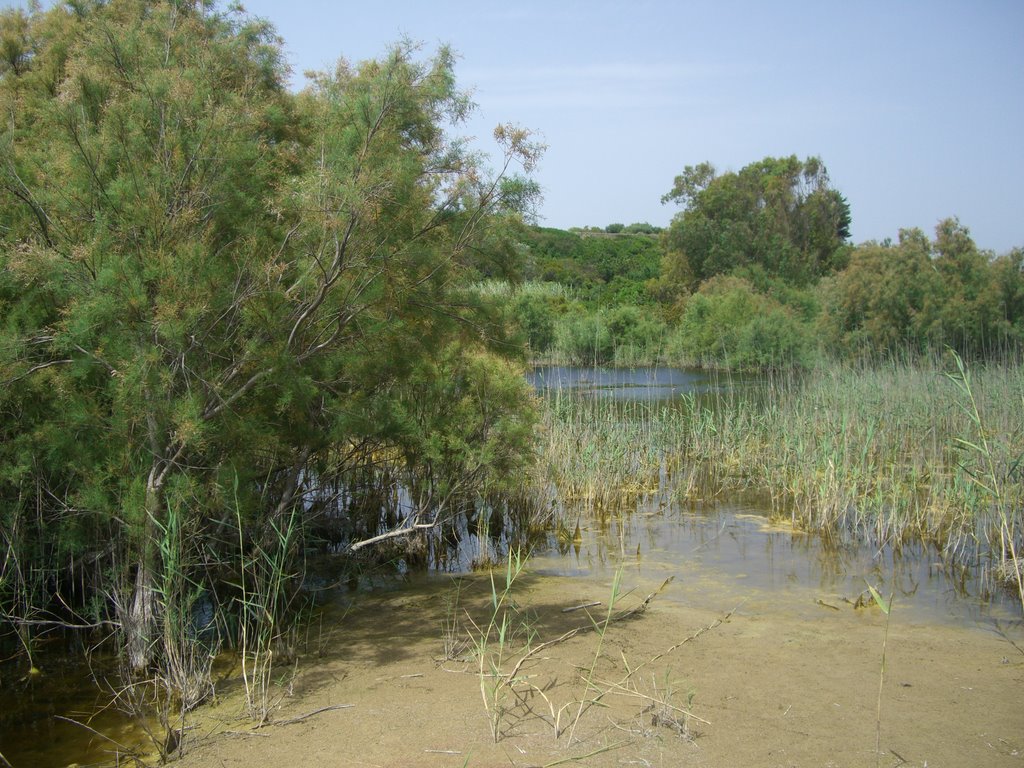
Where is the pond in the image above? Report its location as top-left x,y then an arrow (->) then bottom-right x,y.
1,365 -> 1020,766
526,364 -> 757,401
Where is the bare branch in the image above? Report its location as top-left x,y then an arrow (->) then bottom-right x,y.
3,358 -> 73,386
0,614 -> 120,630
347,507 -> 442,552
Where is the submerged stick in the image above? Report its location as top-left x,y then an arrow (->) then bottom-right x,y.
562,601 -> 601,613
502,577 -> 676,686
256,704 -> 354,728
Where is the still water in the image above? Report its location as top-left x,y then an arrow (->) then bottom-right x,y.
526,366 -> 1021,627
527,364 -> 744,400
1,365 -> 1019,767
533,499 -> 1022,629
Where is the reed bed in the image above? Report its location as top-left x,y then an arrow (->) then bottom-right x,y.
539,357 -> 1024,586
539,393 -> 686,517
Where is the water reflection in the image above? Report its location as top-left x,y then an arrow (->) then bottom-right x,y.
526,365 -> 1021,627
527,365 -> 746,401
531,497 -> 1023,628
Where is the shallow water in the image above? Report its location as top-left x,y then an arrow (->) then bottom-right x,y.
527,364 -> 746,401
531,500 -> 1023,630
0,650 -> 151,768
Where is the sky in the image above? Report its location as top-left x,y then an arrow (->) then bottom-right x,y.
4,1 -> 1023,252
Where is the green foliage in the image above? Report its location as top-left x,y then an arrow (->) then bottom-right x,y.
821,219 -> 1023,357
512,291 -> 558,353
991,248 -> 1024,340
662,155 -> 851,291
670,276 -> 815,369
556,312 -> 615,365
0,0 -> 541,681
521,226 -> 661,305
549,305 -> 667,366
395,344 -> 539,499
604,305 -> 667,363
623,221 -> 663,235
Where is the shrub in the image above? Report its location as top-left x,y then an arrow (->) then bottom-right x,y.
512,292 -> 557,353
555,313 -> 614,365
671,276 -> 814,369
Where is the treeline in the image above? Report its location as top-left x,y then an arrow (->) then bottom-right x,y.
505,157 -> 1023,368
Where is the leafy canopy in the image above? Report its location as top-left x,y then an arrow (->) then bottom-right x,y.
661,155 -> 851,293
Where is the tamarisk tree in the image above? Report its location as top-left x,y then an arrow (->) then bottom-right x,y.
0,0 -> 540,678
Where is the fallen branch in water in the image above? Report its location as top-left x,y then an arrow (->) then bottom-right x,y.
501,577 -> 676,685
256,704 -> 354,728
347,514 -> 440,551
0,611 -> 120,631
562,601 -> 601,613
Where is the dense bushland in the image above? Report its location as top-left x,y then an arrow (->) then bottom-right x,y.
501,157 -> 1023,370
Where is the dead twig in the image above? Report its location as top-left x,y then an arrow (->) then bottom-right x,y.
604,685 -> 711,726
562,601 -> 601,613
541,739 -> 630,767
0,614 -> 120,630
222,730 -> 272,738
654,599 -> 745,661
502,577 -> 676,686
587,599 -> 746,730
256,703 -> 354,728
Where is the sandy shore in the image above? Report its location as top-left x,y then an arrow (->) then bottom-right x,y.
173,569 -> 1023,768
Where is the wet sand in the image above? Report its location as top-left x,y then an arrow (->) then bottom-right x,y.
174,568 -> 1023,768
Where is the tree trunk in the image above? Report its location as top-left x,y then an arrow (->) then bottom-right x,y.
125,553 -> 156,671
121,470 -> 162,672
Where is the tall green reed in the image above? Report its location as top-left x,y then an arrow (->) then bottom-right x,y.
945,353 -> 1023,605
539,357 -> 1024,597
234,475 -> 306,724
465,548 -> 533,742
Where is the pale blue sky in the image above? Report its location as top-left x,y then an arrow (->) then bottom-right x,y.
5,1 -> 1023,251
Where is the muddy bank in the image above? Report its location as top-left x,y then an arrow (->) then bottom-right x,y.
172,567 -> 1023,768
